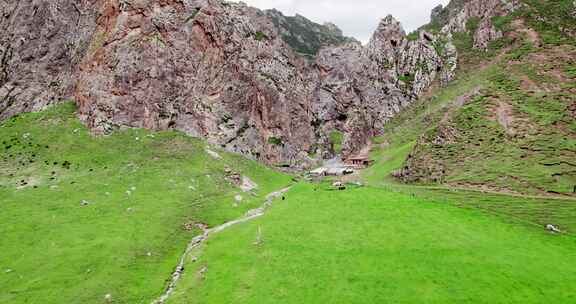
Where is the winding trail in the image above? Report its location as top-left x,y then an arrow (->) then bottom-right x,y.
152,187 -> 292,304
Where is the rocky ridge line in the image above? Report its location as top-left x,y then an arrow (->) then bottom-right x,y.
0,0 -> 517,168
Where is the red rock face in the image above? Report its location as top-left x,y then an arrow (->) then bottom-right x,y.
75,0 -> 316,166
0,0 -> 100,120
313,16 -> 457,158
0,0 -> 516,168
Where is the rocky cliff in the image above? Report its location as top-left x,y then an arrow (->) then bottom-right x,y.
75,0 -> 316,167
427,0 -> 520,49
0,0 -> 99,121
313,16 -> 456,157
265,9 -> 358,58
2,0 -> 507,168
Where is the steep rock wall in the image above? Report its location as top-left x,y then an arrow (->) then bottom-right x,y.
76,0 -> 316,166
314,16 -> 456,157
1,0 -> 461,168
0,0 -> 99,121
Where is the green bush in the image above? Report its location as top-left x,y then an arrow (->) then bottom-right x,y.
505,42 -> 534,61
491,15 -> 514,32
267,136 -> 283,146
398,73 -> 415,84
565,65 -> 576,79
406,31 -> 420,41
329,131 -> 343,153
466,17 -> 481,33
254,31 -> 268,41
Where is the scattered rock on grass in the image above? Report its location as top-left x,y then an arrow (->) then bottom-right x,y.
546,224 -> 561,233
80,200 -> 90,206
205,149 -> 221,160
240,176 -> 258,192
182,223 -> 195,231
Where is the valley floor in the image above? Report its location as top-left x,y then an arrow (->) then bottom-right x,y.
2,66 -> 576,302
166,182 -> 576,303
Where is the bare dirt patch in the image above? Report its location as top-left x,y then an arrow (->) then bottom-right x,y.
493,102 -> 514,135
511,19 -> 542,47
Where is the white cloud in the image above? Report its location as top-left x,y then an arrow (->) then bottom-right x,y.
238,0 -> 450,43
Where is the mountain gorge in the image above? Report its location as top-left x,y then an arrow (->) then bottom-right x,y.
2,0 -> 463,168
1,0 -> 573,186
2,0 -> 576,303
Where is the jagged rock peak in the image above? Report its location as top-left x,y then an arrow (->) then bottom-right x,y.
1,0 -> 458,168
438,0 -> 521,49
431,4 -> 444,24
370,15 -> 406,45
264,8 -> 358,56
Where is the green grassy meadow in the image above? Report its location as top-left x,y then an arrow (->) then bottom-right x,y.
168,183 -> 576,303
1,97 -> 575,304
0,103 -> 291,303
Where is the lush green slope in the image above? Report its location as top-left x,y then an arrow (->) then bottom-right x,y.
392,44 -> 575,195
0,103 -> 291,303
362,50 -> 576,234
366,0 -> 576,197
167,183 -> 576,303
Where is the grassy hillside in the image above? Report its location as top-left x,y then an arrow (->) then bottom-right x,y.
366,1 -> 576,196
363,57 -> 576,233
167,183 -> 576,303
2,2 -> 575,303
361,4 -> 576,237
396,47 -> 575,193
0,103 -> 292,303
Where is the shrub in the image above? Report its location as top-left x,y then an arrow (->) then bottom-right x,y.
329,131 -> 343,153
466,17 -> 481,33
505,42 -> 534,61
267,136 -> 283,146
254,31 -> 268,41
491,15 -> 514,32
398,74 -> 415,84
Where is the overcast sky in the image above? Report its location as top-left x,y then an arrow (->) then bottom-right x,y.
238,0 -> 450,43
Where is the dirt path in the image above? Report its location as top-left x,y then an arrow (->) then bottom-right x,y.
151,187 -> 292,304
